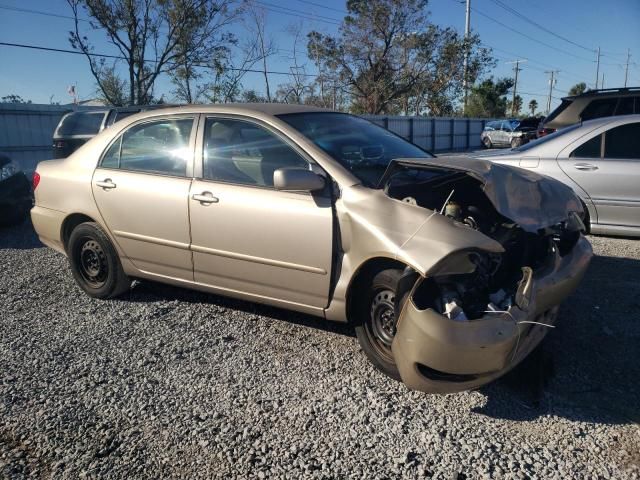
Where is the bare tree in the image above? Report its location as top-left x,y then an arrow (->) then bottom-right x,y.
244,3 -> 277,102
68,0 -> 235,105
207,31 -> 270,103
275,24 -> 314,104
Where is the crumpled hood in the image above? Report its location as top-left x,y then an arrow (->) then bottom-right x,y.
384,156 -> 583,232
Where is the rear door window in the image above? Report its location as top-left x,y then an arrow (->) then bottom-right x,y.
615,97 -> 635,115
56,111 -> 107,136
100,117 -> 194,176
580,98 -> 618,121
570,134 -> 602,158
604,122 -> 640,159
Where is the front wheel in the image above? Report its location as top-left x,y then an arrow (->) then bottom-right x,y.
511,137 -> 522,148
482,137 -> 493,149
354,269 -> 405,381
67,222 -> 131,299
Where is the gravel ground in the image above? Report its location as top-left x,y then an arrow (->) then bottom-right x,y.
1,220 -> 639,479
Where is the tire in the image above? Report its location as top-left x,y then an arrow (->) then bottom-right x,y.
482,137 -> 492,149
354,268 -> 406,382
67,222 -> 130,299
510,137 -> 522,149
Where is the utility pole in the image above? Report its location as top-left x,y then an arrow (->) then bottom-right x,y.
462,0 -> 471,114
595,47 -> 601,89
545,70 -> 558,114
507,60 -> 527,117
624,48 -> 631,87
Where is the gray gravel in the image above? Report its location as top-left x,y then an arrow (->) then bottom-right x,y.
1,220 -> 639,479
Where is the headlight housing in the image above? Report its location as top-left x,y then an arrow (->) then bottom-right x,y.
0,160 -> 20,181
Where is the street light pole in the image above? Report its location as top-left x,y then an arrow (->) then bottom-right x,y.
507,59 -> 527,117
462,0 -> 471,114
595,47 -> 601,89
545,70 -> 558,114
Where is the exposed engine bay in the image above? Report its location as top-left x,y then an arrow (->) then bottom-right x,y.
383,162 -> 584,321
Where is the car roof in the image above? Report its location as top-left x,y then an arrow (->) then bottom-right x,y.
131,103 -> 332,116
563,86 -> 640,101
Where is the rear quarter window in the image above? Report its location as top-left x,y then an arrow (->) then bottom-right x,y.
580,98 -> 618,121
56,111 -> 107,136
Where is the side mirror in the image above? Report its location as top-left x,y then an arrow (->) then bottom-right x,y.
273,167 -> 325,192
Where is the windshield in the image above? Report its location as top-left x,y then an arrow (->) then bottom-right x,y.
512,123 -> 581,152
277,112 -> 432,187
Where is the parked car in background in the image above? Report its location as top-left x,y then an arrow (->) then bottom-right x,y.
476,114 -> 640,237
32,104 -> 592,394
52,105 -> 172,158
541,87 -> 640,132
0,154 -> 31,227
536,120 -> 556,138
480,118 -> 538,149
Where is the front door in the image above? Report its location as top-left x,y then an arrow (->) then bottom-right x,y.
189,116 -> 333,309
92,116 -> 197,280
559,121 -> 640,228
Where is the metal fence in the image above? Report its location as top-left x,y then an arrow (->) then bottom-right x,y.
0,103 -> 493,173
362,115 -> 491,152
0,103 -> 73,172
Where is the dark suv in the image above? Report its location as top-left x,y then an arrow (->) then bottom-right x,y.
52,105 -> 170,158
542,87 -> 640,132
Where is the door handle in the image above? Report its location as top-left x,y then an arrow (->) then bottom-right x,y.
192,192 -> 219,204
95,178 -> 117,189
573,163 -> 599,171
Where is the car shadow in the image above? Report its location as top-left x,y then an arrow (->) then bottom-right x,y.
0,218 -> 43,250
125,279 -> 357,339
474,254 -> 640,425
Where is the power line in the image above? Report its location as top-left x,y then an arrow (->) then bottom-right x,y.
253,1 -> 341,24
486,0 -> 595,53
471,6 -> 595,63
0,41 -> 321,77
0,3 -> 90,22
291,0 -> 347,15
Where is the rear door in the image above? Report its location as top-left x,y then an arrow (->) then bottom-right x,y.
92,115 -> 197,280
559,121 -> 640,228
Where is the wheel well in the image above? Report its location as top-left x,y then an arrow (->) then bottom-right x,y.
61,213 -> 95,250
346,257 -> 409,325
579,199 -> 591,234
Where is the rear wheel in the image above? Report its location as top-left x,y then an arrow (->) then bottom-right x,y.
354,269 -> 406,381
67,222 -> 130,299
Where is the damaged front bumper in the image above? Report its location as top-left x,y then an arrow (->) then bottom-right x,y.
391,235 -> 593,394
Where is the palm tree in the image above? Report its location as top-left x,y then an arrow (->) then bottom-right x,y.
529,99 -> 538,116
568,82 -> 587,96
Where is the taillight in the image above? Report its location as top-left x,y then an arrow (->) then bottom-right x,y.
33,172 -> 40,190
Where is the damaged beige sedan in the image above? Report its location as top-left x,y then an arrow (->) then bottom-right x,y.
31,105 -> 592,393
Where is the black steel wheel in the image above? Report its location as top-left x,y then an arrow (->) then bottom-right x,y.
67,222 -> 130,299
354,269 -> 405,381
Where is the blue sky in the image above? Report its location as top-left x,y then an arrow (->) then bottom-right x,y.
1,0 -> 639,112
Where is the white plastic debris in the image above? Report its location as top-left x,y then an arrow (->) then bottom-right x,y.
444,299 -> 468,322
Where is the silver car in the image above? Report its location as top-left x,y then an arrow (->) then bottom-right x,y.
480,120 -> 537,149
477,115 -> 640,237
